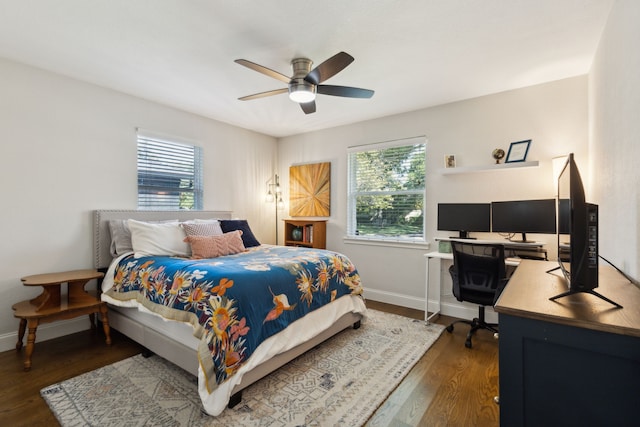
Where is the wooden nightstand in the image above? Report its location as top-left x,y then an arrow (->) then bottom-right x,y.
283,219 -> 327,249
12,269 -> 111,371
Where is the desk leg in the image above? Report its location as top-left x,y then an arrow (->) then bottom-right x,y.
99,305 -> 112,345
24,319 -> 39,371
425,256 -> 430,322
16,318 -> 26,350
425,255 -> 443,324
425,256 -> 442,323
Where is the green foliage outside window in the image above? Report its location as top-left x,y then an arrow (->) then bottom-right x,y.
349,139 -> 426,240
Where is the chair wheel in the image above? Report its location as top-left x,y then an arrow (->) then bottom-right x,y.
465,339 -> 472,348
446,325 -> 454,333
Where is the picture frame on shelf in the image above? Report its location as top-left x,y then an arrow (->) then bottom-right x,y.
505,139 -> 531,163
444,155 -> 456,168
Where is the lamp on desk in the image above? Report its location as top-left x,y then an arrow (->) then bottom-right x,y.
266,174 -> 285,244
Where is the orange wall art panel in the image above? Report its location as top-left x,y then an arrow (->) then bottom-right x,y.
289,162 -> 331,217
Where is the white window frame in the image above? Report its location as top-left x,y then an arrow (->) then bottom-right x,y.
346,136 -> 427,247
136,129 -> 203,210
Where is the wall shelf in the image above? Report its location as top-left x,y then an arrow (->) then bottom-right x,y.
440,160 -> 539,175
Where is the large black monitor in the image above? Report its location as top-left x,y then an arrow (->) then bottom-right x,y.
551,153 -> 620,307
491,199 -> 557,243
437,203 -> 491,239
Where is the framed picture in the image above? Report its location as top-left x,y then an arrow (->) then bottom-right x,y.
505,139 -> 531,163
289,162 -> 331,217
444,155 -> 456,168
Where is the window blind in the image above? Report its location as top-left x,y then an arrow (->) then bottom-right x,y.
137,133 -> 203,210
347,136 -> 426,240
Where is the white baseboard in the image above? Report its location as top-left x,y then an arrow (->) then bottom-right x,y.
364,288 -> 425,311
365,288 -> 498,323
0,317 -> 91,353
439,301 -> 499,323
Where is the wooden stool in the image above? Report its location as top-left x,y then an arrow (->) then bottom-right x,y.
12,269 -> 111,371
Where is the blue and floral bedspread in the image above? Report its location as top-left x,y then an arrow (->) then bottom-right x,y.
103,245 -> 363,392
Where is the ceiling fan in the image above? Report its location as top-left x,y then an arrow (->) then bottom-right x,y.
234,51 -> 374,114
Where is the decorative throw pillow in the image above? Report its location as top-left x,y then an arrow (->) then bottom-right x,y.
184,230 -> 246,259
181,220 -> 223,237
219,219 -> 261,247
108,220 -> 133,257
128,219 -> 189,258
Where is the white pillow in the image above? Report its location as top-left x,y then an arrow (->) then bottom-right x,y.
108,218 -> 178,257
181,220 -> 223,237
183,218 -> 221,224
128,219 -> 189,258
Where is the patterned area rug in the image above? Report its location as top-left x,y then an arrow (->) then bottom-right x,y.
41,309 -> 444,426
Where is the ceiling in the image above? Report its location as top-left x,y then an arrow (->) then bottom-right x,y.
0,0 -> 614,138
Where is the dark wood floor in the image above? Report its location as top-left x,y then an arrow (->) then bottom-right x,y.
365,301 -> 499,427
0,302 -> 499,427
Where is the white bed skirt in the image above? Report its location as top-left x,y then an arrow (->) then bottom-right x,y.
106,294 -> 367,415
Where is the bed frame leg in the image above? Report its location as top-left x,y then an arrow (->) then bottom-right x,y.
353,320 -> 361,329
228,390 -> 242,408
141,348 -> 154,358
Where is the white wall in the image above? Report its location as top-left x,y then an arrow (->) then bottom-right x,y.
589,0 -> 640,279
7,4 -> 635,347
278,77 -> 589,315
0,58 -> 277,350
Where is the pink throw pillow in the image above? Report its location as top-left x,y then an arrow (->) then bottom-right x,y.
184,230 -> 246,259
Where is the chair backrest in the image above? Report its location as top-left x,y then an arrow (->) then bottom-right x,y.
449,241 -> 507,306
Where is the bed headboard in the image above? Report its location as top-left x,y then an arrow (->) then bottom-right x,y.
93,209 -> 233,269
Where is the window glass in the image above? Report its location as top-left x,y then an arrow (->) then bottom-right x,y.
137,133 -> 203,210
347,137 -> 426,241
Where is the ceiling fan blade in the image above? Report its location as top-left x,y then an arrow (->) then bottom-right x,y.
238,88 -> 288,101
317,85 -> 374,98
300,100 -> 316,114
305,51 -> 354,84
234,59 -> 291,84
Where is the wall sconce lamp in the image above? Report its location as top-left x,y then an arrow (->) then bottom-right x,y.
266,174 -> 285,243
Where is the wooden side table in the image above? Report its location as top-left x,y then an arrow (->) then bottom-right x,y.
283,219 -> 327,249
12,269 -> 111,371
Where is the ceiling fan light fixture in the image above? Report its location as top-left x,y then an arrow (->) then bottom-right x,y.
288,80 -> 316,103
236,52 -> 373,113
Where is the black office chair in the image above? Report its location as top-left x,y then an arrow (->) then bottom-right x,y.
446,241 -> 509,348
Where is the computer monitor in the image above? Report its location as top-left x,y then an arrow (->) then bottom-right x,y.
437,203 -> 491,239
491,199 -> 556,243
551,153 -> 620,307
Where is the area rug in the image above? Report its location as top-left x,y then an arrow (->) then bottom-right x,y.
41,309 -> 444,426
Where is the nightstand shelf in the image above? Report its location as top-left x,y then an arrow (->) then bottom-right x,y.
283,219 -> 327,249
12,269 -> 111,371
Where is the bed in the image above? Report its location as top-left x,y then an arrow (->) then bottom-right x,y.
93,209 -> 366,416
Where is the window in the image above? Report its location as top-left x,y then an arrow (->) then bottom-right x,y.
137,131 -> 203,210
347,136 -> 426,242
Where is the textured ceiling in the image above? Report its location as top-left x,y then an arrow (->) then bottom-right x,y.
0,0 -> 614,137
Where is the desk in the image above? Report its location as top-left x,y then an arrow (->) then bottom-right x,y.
437,237 -> 548,259
424,251 -> 520,322
495,260 -> 640,426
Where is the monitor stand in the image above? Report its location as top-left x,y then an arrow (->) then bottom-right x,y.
452,231 -> 476,239
509,232 -> 536,244
549,288 -> 623,309
547,254 -> 632,308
